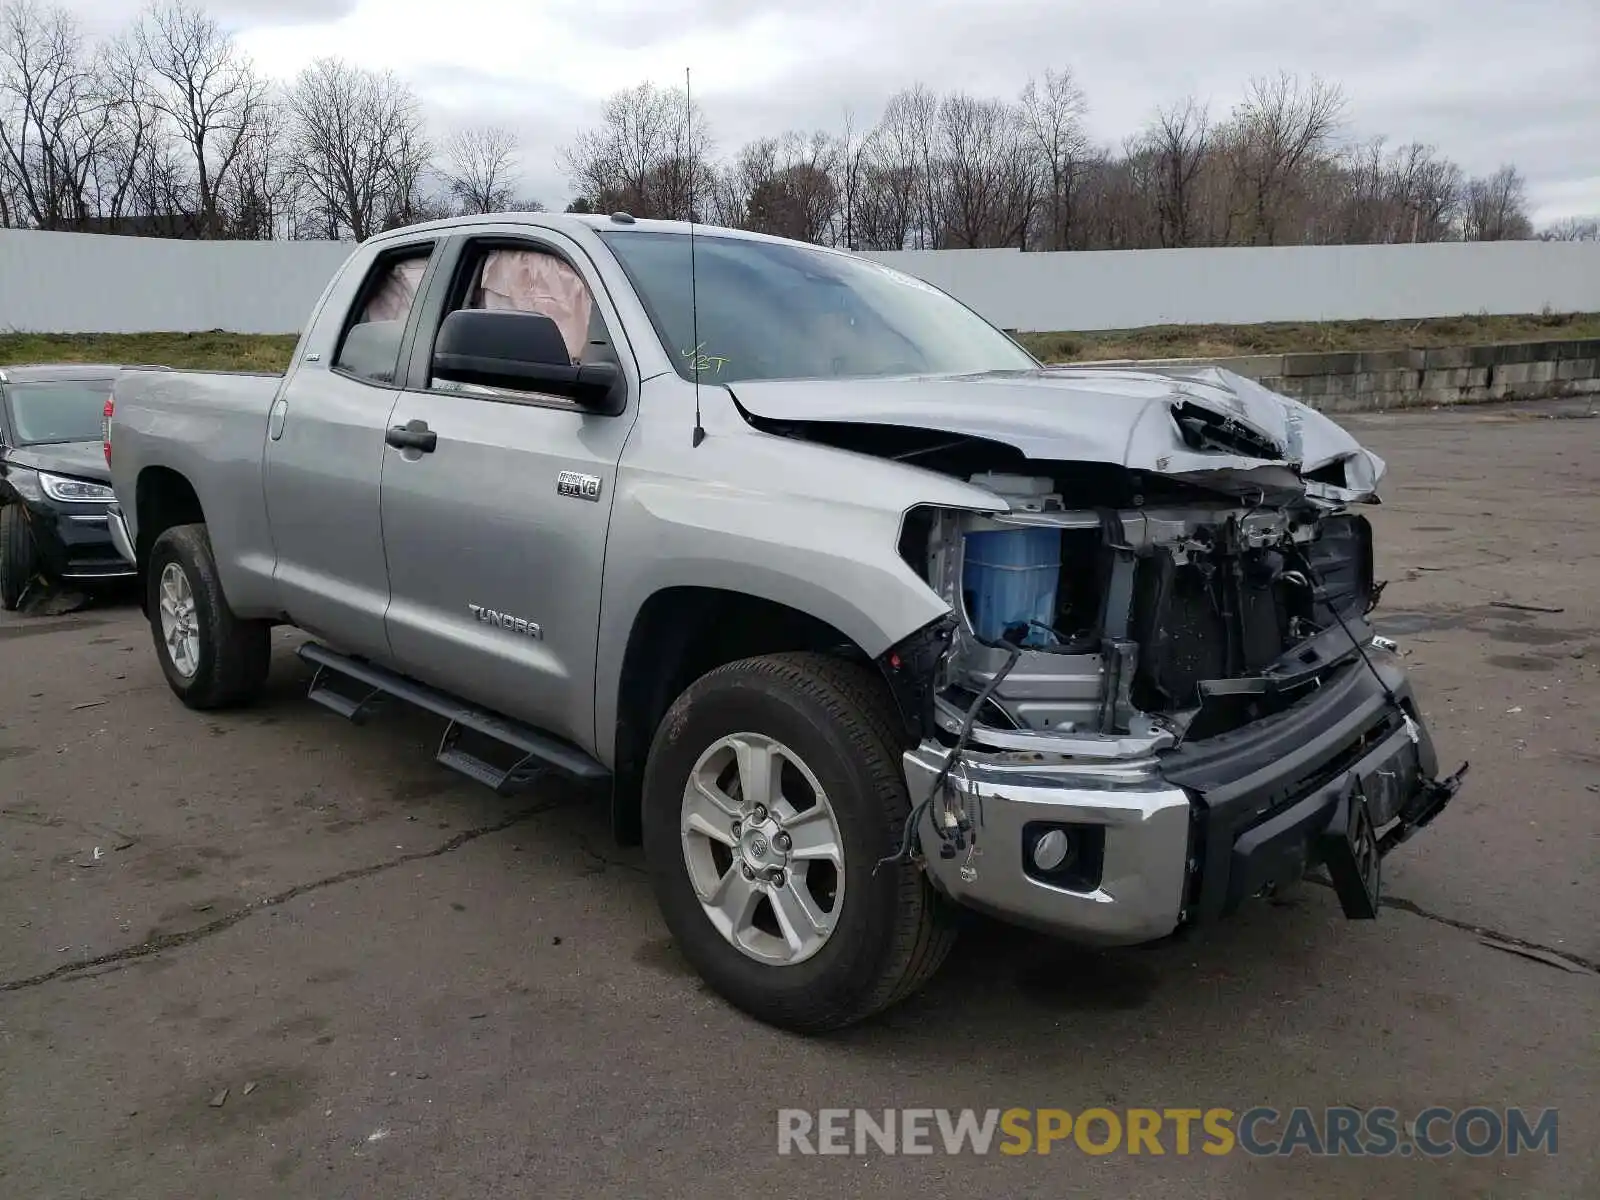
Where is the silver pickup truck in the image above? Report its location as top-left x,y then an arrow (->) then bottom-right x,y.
105,212 -> 1463,1031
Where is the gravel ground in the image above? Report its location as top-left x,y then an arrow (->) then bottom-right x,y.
2,399 -> 1596,1199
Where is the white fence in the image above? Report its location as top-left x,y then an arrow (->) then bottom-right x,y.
4,227 -> 1600,335
0,228 -> 352,335
861,241 -> 1600,331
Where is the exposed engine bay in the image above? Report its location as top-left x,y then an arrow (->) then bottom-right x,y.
731,365 -> 1390,757
899,476 -> 1381,754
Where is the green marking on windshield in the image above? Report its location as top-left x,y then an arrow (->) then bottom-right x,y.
683,343 -> 730,375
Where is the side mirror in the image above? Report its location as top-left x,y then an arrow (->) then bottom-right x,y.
432,309 -> 624,414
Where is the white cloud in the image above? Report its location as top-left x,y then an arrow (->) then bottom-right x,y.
51,0 -> 1600,220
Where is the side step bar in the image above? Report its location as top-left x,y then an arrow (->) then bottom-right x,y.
297,642 -> 609,794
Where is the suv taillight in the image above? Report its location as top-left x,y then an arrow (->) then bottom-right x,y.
102,396 -> 114,466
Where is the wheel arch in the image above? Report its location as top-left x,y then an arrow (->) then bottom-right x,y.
607,586 -> 873,845
132,465 -> 206,612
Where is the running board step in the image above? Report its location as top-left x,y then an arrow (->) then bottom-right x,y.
296,642 -> 608,792
306,662 -> 389,724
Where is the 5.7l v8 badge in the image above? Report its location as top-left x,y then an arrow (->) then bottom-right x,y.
556,471 -> 603,502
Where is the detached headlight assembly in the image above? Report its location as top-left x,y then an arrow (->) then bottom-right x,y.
38,471 -> 114,503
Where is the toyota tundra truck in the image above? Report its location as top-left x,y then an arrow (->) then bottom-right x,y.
104,212 -> 1464,1032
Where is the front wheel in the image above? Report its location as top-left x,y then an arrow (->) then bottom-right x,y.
642,652 -> 955,1032
0,505 -> 39,611
147,523 -> 272,709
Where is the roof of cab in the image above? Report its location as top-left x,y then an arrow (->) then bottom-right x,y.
360,210 -> 853,256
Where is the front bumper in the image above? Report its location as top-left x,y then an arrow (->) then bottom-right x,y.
907,652 -> 1460,944
20,497 -> 136,581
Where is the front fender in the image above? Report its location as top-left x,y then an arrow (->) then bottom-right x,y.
593,386 -> 1004,762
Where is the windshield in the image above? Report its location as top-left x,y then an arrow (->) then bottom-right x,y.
4,380 -> 112,445
599,230 -> 1037,384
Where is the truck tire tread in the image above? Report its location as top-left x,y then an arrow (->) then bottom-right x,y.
148,523 -> 272,710
766,652 -> 957,1019
643,650 -> 955,1033
0,504 -> 38,611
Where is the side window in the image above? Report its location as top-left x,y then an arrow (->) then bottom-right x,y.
428,243 -> 619,399
333,246 -> 433,385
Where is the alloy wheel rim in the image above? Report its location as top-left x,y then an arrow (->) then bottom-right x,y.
680,732 -> 846,966
158,562 -> 201,679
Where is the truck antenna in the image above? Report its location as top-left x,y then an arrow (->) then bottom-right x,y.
687,66 -> 706,448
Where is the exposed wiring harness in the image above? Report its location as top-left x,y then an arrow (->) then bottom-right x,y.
1290,546 -> 1409,722
875,635 -> 1025,874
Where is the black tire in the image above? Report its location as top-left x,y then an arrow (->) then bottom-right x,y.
147,523 -> 272,709
642,651 -> 956,1033
0,504 -> 38,611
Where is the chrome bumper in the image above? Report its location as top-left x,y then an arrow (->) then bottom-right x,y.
906,743 -> 1192,945
106,504 -> 135,566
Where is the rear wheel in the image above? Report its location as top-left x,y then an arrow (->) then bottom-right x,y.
642,652 -> 955,1032
147,523 -> 272,709
0,505 -> 38,611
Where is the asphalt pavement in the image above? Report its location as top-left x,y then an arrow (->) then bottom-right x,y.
2,400 -> 1596,1198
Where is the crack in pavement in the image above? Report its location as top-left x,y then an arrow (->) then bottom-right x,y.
0,798 -> 571,995
8,803 -> 1591,994
1305,876 -> 1600,975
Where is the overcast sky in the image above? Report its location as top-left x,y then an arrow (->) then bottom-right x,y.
64,0 -> 1600,224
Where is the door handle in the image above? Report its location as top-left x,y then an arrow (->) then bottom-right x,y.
386,421 -> 437,453
267,398 -> 288,441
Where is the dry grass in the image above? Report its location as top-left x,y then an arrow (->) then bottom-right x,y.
1020,311 -> 1600,363
4,311 -> 1599,372
0,331 -> 298,372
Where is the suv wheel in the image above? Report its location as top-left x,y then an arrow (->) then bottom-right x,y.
0,505 -> 39,611
147,523 -> 272,709
642,652 -> 955,1032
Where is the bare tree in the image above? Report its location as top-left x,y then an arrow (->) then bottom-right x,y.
559,81 -> 711,220
875,84 -> 941,247
136,0 -> 266,236
1538,215 -> 1600,242
0,0 -> 118,230
1459,165 -> 1533,241
218,91 -> 301,238
285,57 -> 431,241
89,29 -> 178,230
441,124 -> 520,214
937,92 -> 1035,248
830,106 -> 870,249
1224,72 -> 1346,244
722,130 -> 838,242
1139,96 -> 1210,247
1019,67 -> 1088,250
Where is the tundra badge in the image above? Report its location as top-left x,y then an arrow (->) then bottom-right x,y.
557,470 -> 603,502
469,605 -> 543,639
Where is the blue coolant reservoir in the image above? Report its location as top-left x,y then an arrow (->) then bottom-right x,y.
962,527 -> 1061,647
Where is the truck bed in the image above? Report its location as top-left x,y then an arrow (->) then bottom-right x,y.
109,367 -> 287,615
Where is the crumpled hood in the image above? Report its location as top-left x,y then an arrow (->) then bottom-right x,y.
6,438 -> 111,483
728,366 -> 1384,504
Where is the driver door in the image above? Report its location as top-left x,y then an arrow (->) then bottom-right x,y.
378,229 -> 638,750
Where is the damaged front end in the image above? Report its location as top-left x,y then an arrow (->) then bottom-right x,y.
806,377 -> 1469,944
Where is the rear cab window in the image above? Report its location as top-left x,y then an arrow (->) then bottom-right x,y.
332,245 -> 435,385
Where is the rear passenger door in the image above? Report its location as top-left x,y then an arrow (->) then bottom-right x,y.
263,239 -> 438,661
378,228 -> 639,749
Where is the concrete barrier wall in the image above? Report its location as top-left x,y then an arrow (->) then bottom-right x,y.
3,228 -> 1600,335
